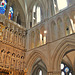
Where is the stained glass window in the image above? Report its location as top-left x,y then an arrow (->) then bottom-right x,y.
0,0 -> 7,14
61,63 -> 64,70
61,63 -> 73,75
8,7 -> 13,20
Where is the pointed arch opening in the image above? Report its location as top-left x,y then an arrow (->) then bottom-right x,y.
32,4 -> 41,27
31,58 -> 47,75
60,50 -> 75,75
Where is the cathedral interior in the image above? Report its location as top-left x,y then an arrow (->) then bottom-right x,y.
0,0 -> 75,75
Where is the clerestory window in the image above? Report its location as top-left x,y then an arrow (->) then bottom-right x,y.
57,0 -> 68,10
32,5 -> 41,26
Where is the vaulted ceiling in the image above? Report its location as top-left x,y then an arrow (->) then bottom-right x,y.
16,0 -> 50,27
63,51 -> 75,68
17,0 -> 50,14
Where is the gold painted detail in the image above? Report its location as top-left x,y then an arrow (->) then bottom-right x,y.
0,22 -> 5,41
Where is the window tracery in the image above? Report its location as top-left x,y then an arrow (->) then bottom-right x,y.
32,5 -> 41,27
61,63 -> 72,75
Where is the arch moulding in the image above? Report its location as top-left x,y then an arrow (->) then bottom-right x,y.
52,38 -> 75,71
26,50 -> 48,75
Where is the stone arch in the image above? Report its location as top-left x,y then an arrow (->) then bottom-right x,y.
36,0 -> 45,21
40,26 -> 45,33
69,10 -> 75,32
62,54 -> 73,68
40,26 -> 46,45
26,50 -> 48,75
31,59 -> 47,75
57,17 -> 64,38
51,21 -> 58,40
32,2 -> 43,25
28,0 -> 46,28
30,0 -> 45,15
52,38 -> 75,71
64,14 -> 73,35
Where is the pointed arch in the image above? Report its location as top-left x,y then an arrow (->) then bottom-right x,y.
64,15 -> 73,35
35,29 -> 40,47
52,38 -> 75,70
30,31 -> 35,49
51,21 -> 58,40
26,50 -> 48,75
57,17 -> 64,37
